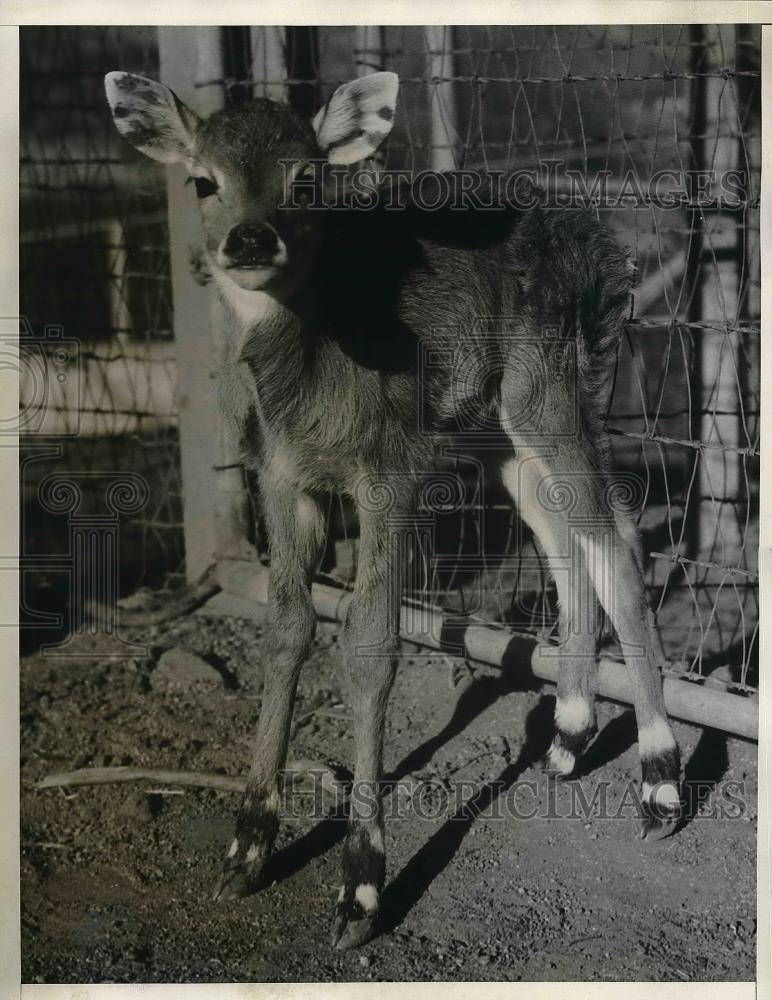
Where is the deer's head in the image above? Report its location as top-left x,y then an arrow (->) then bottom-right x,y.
105,71 -> 398,294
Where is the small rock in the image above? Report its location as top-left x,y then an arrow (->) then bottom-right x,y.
359,955 -> 370,968
152,648 -> 224,689
119,790 -> 156,825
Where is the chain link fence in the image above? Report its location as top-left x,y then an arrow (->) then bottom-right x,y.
20,25 -> 760,695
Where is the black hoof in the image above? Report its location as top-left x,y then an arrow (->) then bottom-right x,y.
212,865 -> 263,902
332,898 -> 377,950
212,836 -> 271,901
334,822 -> 385,948
640,746 -> 682,841
639,789 -> 682,842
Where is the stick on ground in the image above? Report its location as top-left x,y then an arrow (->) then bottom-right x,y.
38,760 -> 349,802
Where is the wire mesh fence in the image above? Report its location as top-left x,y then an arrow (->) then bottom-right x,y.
239,24 -> 761,692
19,25 -> 760,694
20,26 -> 184,635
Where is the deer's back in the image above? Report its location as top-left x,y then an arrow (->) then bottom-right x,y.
236,177 -> 631,491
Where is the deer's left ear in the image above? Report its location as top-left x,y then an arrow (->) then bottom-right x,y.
105,72 -> 200,168
312,72 -> 398,165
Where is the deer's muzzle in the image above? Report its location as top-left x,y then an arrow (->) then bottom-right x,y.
219,222 -> 287,270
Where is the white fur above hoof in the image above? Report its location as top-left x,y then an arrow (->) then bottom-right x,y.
543,741 -> 577,777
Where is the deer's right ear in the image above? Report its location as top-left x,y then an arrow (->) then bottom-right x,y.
104,72 -> 199,167
312,72 -> 398,165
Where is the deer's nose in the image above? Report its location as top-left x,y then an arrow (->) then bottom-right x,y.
222,223 -> 280,266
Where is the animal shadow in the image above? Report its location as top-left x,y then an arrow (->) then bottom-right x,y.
377,694 -> 554,937
265,663 -> 538,889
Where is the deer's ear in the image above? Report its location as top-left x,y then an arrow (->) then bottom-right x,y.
104,72 -> 199,167
312,72 -> 398,165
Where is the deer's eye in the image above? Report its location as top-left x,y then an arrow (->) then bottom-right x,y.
192,176 -> 218,199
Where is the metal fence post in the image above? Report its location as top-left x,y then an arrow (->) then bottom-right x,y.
250,26 -> 286,101
424,26 -> 458,172
159,27 -> 251,582
286,27 -> 318,118
355,26 -> 384,76
688,25 -> 743,564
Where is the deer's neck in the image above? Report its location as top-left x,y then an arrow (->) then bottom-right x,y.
212,271 -> 288,334
212,268 -> 314,443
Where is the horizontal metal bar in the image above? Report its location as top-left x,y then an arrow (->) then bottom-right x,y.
20,405 -> 176,420
195,71 -> 761,88
76,351 -> 176,364
606,426 -> 759,458
213,559 -> 758,740
624,318 -> 760,335
650,552 -> 758,581
612,410 -> 760,420
19,211 -> 166,244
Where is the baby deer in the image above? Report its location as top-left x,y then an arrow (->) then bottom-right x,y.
106,69 -> 682,949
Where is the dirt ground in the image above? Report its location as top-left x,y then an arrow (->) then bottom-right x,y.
20,604 -> 758,983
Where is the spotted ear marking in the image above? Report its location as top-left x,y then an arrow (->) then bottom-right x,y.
312,71 -> 398,166
104,71 -> 199,168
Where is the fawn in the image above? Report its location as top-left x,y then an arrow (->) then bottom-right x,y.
106,69 -> 682,949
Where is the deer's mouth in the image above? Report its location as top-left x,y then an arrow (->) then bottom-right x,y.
220,252 -> 287,272
216,249 -> 289,290
217,259 -> 286,291
228,262 -> 280,272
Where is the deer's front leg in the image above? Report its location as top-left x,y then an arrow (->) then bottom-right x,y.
332,481 -> 413,950
214,476 -> 326,901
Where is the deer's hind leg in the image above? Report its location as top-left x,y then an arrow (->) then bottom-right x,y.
501,444 -> 600,777
214,470 -> 326,901
500,373 -> 681,839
